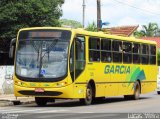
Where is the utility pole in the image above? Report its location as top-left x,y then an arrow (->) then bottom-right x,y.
82,0 -> 86,28
97,0 -> 101,31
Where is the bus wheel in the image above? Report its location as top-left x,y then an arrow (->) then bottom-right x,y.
157,91 -> 160,95
93,97 -> 106,103
124,81 -> 140,100
35,97 -> 48,106
124,95 -> 131,100
132,81 -> 141,100
80,83 -> 93,105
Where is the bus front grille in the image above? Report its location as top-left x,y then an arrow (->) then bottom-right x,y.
18,90 -> 62,96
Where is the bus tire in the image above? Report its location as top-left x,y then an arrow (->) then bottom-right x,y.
124,81 -> 140,100
80,83 -> 93,105
157,91 -> 160,95
131,81 -> 141,100
93,97 -> 106,103
47,98 -> 55,103
124,95 -> 132,100
35,97 -> 48,106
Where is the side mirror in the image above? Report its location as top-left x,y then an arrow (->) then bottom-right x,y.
9,38 -> 16,58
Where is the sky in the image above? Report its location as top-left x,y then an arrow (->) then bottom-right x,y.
61,0 -> 160,28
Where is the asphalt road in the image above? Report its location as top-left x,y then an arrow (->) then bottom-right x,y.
0,91 -> 160,119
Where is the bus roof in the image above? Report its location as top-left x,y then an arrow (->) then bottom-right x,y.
72,28 -> 157,45
19,27 -> 156,45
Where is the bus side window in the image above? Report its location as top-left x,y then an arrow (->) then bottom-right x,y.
141,44 -> 149,64
101,39 -> 112,62
112,40 -> 122,63
150,45 -> 156,64
133,43 -> 140,64
123,42 -> 132,63
89,37 -> 100,62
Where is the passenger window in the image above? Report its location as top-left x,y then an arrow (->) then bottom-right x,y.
101,39 -> 111,50
101,39 -> 112,62
150,45 -> 156,64
133,43 -> 140,54
112,40 -> 122,63
123,42 -> 132,63
133,43 -> 140,64
89,37 -> 100,62
150,45 -> 156,55
141,44 -> 149,64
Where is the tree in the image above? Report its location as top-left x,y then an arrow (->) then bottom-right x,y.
0,0 -> 64,39
133,31 -> 145,38
134,22 -> 158,38
155,27 -> 160,37
85,21 -> 97,32
141,22 -> 158,36
60,19 -> 82,28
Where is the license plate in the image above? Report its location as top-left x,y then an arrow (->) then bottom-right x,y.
35,88 -> 44,92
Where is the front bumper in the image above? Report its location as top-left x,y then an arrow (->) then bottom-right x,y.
14,83 -> 85,99
14,84 -> 73,98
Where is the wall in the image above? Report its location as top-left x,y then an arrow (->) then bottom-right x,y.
0,66 -> 14,94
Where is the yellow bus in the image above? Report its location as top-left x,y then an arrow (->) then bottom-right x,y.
10,27 -> 157,106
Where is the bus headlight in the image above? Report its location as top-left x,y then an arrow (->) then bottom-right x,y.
56,82 -> 67,87
15,81 -> 26,87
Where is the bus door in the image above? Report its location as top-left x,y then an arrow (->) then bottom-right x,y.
75,36 -> 86,80
70,35 -> 86,97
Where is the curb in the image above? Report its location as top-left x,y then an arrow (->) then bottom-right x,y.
0,100 -> 35,107
0,100 -> 14,107
21,100 -> 35,105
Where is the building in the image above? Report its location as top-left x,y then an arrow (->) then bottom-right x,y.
102,25 -> 139,37
141,37 -> 160,49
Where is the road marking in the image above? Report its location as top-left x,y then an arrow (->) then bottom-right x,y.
52,113 -> 120,119
35,109 -> 68,113
0,108 -> 24,112
35,113 -> 75,119
0,108 -> 49,113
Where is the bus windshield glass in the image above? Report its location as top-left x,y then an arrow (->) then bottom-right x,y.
16,30 -> 71,81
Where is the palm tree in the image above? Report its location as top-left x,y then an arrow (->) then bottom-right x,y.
155,27 -> 160,36
141,23 -> 158,36
134,23 -> 159,38
85,21 -> 97,32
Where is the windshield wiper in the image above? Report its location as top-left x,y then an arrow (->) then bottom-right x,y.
41,38 -> 59,61
30,41 -> 42,62
39,39 -> 59,77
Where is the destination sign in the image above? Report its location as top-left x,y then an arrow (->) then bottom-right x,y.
29,31 -> 62,38
19,30 -> 71,41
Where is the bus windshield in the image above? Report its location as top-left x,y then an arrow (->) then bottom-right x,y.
16,30 -> 71,81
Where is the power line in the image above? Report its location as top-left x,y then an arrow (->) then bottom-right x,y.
112,0 -> 160,16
